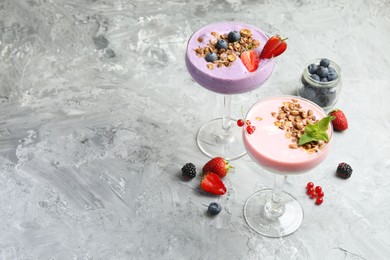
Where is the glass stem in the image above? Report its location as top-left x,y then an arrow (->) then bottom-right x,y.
222,95 -> 231,132
265,175 -> 287,217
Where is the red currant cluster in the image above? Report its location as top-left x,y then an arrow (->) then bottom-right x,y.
237,119 -> 256,134
306,182 -> 324,205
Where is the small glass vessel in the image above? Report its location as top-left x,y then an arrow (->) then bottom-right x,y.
297,58 -> 342,112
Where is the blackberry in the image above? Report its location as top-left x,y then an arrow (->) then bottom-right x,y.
207,202 -> 222,216
181,163 -> 196,179
336,162 -> 353,179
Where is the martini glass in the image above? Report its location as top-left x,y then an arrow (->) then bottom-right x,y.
185,21 -> 275,160
242,95 -> 333,237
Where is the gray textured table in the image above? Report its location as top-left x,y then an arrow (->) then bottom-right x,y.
1,0 -> 389,259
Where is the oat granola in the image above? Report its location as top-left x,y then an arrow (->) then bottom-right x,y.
194,28 -> 261,69
271,98 -> 326,154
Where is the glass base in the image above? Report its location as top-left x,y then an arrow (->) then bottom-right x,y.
196,118 -> 246,161
244,188 -> 304,238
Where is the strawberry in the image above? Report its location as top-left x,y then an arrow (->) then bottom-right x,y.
260,35 -> 287,59
200,173 -> 227,195
240,50 -> 260,72
329,109 -> 348,131
202,157 -> 233,178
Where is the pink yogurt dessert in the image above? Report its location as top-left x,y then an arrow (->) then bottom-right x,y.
243,96 -> 333,174
186,21 -> 275,95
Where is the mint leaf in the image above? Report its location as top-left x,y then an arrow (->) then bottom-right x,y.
298,134 -> 317,145
316,116 -> 334,132
313,131 -> 330,142
298,116 -> 332,146
303,123 -> 318,135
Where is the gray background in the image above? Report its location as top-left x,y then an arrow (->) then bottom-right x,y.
0,0 -> 389,259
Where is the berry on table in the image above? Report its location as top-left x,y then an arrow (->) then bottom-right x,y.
228,31 -> 241,43
200,173 -> 227,195
336,162 -> 353,179
205,52 -> 217,62
329,109 -> 348,131
207,202 -> 222,215
181,163 -> 197,179
307,187 -> 314,195
315,197 -> 324,205
306,182 -> 314,190
306,182 -> 325,205
202,157 -> 233,178
309,190 -> 317,199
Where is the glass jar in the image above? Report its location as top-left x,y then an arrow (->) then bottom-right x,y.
297,58 -> 342,111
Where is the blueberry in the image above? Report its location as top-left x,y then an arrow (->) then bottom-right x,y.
216,39 -> 228,50
310,74 -> 320,81
328,66 -> 336,74
205,52 -> 217,62
207,202 -> 222,216
308,63 -> 318,74
299,85 -> 320,104
320,77 -> 328,82
316,66 -> 329,78
327,71 -> 338,81
227,31 -> 241,43
320,58 -> 330,67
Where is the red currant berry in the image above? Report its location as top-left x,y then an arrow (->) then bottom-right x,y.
246,126 -> 255,134
317,190 -> 324,198
307,187 -> 314,195
315,197 -> 323,205
237,119 -> 245,127
246,120 -> 251,125
315,186 -> 322,194
309,191 -> 317,199
306,182 -> 314,190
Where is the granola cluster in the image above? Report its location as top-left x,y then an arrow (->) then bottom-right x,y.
272,99 -> 326,153
194,29 -> 260,70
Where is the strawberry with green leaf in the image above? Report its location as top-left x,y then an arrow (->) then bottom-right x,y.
329,109 -> 348,131
202,157 -> 233,178
299,116 -> 333,146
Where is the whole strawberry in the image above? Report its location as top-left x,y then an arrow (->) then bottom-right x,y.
202,157 -> 233,178
329,109 -> 348,131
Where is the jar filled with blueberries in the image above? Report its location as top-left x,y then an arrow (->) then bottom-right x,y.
297,58 -> 341,111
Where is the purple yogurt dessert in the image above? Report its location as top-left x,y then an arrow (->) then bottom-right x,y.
186,21 -> 275,95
